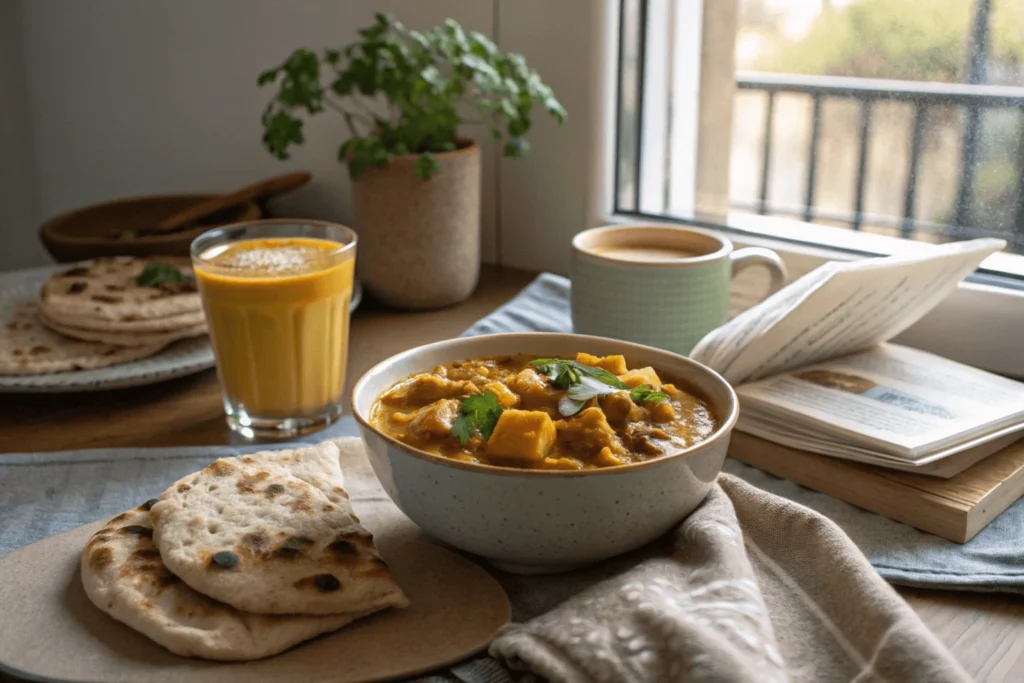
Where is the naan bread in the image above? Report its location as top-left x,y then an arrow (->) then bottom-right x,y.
39,310 -> 206,347
0,302 -> 166,375
151,442 -> 409,615
40,308 -> 206,333
40,257 -> 202,322
81,506 -> 374,661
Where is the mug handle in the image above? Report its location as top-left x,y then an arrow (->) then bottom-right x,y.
729,247 -> 787,300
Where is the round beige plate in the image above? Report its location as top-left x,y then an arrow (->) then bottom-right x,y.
0,519 -> 510,683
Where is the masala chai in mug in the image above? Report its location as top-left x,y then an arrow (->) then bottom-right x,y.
571,225 -> 787,355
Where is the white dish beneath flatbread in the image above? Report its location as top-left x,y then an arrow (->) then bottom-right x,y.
0,265 -> 363,393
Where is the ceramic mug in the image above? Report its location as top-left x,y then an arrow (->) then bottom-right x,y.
570,225 -> 787,355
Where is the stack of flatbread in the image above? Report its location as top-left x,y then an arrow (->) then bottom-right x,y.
80,442 -> 409,661
0,256 -> 208,376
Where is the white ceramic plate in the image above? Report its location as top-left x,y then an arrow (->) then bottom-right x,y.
0,266 -> 363,394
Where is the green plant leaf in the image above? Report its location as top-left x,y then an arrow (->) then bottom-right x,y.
261,110 -> 304,160
257,68 -> 279,86
337,138 -> 355,162
503,137 -> 529,157
545,97 -> 567,123
258,15 -> 565,177
415,152 -> 439,180
421,66 -> 443,87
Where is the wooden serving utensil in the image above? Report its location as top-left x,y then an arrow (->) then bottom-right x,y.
110,172 -> 312,239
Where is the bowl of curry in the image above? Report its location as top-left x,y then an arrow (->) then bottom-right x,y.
352,333 -> 738,574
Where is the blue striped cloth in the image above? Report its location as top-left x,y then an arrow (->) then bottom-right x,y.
1,273 -> 1021,682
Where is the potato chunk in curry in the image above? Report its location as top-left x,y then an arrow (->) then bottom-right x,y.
369,354 -> 717,470
487,410 -> 557,463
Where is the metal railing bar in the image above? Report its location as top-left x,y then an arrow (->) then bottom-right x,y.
736,71 -> 1024,108
758,91 -> 776,215
632,0 -> 649,214
611,0 -> 629,213
852,100 -> 873,231
804,95 -> 822,223
954,106 -> 981,234
902,103 -> 927,239
1014,110 -> 1024,251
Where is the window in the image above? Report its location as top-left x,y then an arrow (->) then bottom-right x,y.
614,0 -> 1024,284
607,0 -> 1024,376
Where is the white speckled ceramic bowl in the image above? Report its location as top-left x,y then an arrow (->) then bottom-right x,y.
353,333 -> 738,574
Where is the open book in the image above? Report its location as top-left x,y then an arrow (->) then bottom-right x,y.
690,238 -> 1024,478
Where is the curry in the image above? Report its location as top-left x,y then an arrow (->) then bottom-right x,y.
369,353 -> 717,470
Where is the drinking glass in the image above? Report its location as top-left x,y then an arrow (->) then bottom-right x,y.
191,219 -> 357,438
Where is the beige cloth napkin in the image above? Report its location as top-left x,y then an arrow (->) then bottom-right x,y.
332,439 -> 968,683
488,475 -> 970,683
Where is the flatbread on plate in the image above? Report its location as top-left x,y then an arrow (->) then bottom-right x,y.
40,308 -> 206,333
39,310 -> 206,347
81,506 -> 376,661
0,302 -> 166,376
40,257 -> 202,322
151,442 -> 409,616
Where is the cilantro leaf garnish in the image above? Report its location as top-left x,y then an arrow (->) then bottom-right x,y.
566,375 -> 621,402
558,395 -> 586,417
136,263 -> 191,288
530,358 -> 582,389
630,384 -> 669,404
531,358 -> 629,416
451,391 -> 504,446
529,358 -> 672,416
531,359 -> 626,390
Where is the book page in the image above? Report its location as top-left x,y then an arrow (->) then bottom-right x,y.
690,238 -> 1004,385
737,344 -> 1024,458
737,411 -> 1024,475
691,265 -> 835,372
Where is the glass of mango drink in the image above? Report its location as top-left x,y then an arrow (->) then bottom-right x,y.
190,219 -> 357,438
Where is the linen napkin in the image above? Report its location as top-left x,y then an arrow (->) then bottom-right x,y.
486,475 -> 968,683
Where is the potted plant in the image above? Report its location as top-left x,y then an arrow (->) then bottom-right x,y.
257,13 -> 566,309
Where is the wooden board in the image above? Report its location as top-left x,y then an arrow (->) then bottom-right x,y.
729,431 -> 1024,543
0,520 -> 510,683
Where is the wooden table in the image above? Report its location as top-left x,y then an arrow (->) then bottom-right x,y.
1,264 -> 1020,680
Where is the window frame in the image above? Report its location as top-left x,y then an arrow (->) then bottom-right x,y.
595,0 -> 1024,377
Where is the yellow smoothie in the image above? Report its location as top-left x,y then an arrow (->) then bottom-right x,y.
194,237 -> 354,418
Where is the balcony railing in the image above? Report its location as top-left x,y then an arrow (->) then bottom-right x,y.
735,71 -> 1024,248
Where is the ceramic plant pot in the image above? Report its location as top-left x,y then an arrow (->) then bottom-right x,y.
352,140 -> 481,309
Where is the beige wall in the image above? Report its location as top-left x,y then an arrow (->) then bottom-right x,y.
2,0 -> 602,273
0,0 -> 46,270
10,0 -> 499,266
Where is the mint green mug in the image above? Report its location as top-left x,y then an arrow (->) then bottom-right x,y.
571,225 -> 787,356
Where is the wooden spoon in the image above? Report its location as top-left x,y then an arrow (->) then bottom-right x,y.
156,171 -> 312,233
111,172 -> 312,239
